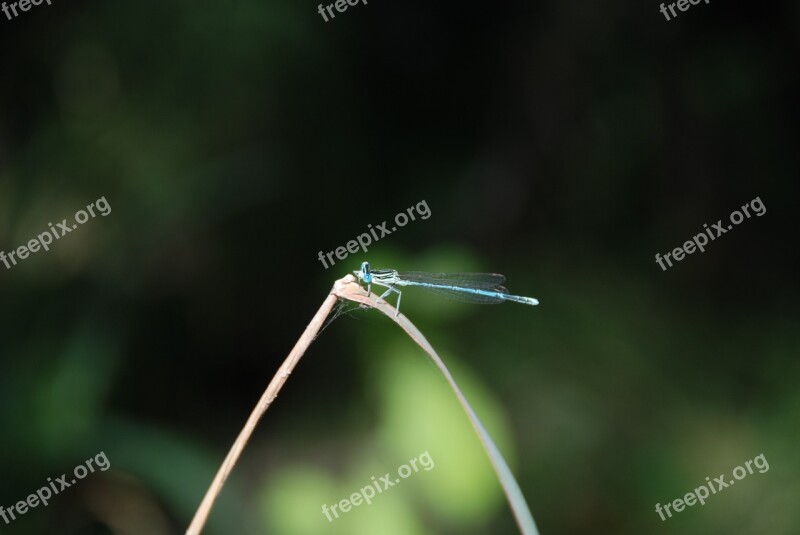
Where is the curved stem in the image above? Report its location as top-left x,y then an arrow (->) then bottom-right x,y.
186,291 -> 339,535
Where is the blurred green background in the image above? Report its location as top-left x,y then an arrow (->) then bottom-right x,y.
1,0 -> 798,533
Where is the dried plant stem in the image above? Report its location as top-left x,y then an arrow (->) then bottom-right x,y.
188,274 -> 538,535
332,275 -> 539,535
186,291 -> 339,535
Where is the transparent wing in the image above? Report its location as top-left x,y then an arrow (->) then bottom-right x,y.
396,272 -> 506,290
412,284 -> 508,304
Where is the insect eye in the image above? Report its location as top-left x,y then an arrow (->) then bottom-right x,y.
362,273 -> 372,283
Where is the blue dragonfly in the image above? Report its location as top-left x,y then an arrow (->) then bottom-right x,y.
354,261 -> 539,317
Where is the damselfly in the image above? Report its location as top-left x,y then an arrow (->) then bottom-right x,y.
353,261 -> 539,317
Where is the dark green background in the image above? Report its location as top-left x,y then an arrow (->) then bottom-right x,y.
1,0 -> 798,533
